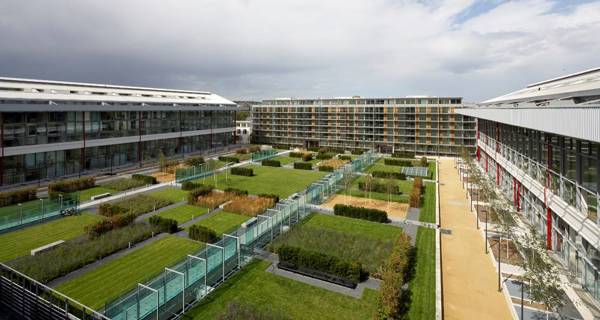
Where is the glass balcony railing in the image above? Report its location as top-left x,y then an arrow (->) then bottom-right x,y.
479,133 -> 599,225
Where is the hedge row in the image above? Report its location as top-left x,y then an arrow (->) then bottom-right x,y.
409,177 -> 423,208
316,152 -> 335,160
333,204 -> 388,223
258,193 -> 280,203
318,166 -> 334,172
101,178 -> 146,192
218,156 -> 240,163
302,154 -> 313,162
48,177 -> 95,198
98,195 -> 173,217
338,155 -> 351,161
294,162 -> 313,170
8,224 -> 155,283
231,167 -> 253,176
149,216 -> 178,233
181,181 -> 205,191
184,156 -> 205,167
376,234 -> 412,319
289,152 -> 303,158
0,187 -> 37,207
371,171 -> 406,180
85,214 -> 136,238
188,225 -> 219,243
187,185 -> 214,204
262,159 -> 281,167
131,174 -> 157,185
391,151 -> 414,158
307,147 -> 320,152
384,158 -> 413,167
277,245 -> 362,284
352,149 -> 364,155
224,187 -> 248,195
358,181 -> 400,194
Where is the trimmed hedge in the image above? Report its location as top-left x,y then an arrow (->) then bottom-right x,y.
187,186 -> 214,204
100,178 -> 145,192
48,177 -> 95,199
184,156 -> 205,167
236,148 -> 248,154
371,171 -> 406,180
384,158 -> 412,167
277,245 -> 362,284
258,193 -> 280,203
333,204 -> 388,223
302,153 -> 313,162
294,162 -> 313,170
218,156 -> 240,163
316,152 -> 334,160
231,167 -> 253,176
98,195 -> 172,217
307,147 -> 320,152
262,159 -> 281,167
392,151 -> 414,158
409,177 -> 423,208
188,225 -> 219,243
181,181 -> 201,191
289,152 -> 303,158
419,156 -> 428,167
131,174 -> 157,185
318,165 -> 334,172
0,187 -> 37,207
248,146 -> 261,153
224,187 -> 248,195
338,155 -> 351,161
149,216 -> 178,233
352,149 -> 364,155
358,181 -> 400,194
85,214 -> 136,238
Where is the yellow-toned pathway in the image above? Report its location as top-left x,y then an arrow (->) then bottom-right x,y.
439,158 -> 513,320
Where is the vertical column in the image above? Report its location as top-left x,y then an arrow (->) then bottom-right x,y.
138,111 -> 143,167
0,113 -> 3,186
546,137 -> 552,249
80,111 -> 86,175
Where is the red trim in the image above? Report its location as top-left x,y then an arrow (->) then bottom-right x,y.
517,181 -> 521,211
546,206 -> 552,249
485,154 -> 489,172
496,163 -> 500,185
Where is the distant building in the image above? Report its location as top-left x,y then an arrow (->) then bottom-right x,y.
252,97 -> 476,156
458,67 -> 600,303
0,77 -> 237,186
236,120 -> 252,144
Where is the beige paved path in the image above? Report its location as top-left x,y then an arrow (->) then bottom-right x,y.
439,158 -> 513,320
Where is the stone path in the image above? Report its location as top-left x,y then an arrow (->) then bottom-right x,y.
258,251 -> 380,299
438,158 -> 514,320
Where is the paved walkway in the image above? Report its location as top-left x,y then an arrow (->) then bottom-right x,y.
438,158 -> 513,320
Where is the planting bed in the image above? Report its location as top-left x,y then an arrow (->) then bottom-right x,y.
186,211 -> 249,235
341,175 -> 413,203
0,213 -> 102,262
56,235 -> 202,309
323,195 -> 409,220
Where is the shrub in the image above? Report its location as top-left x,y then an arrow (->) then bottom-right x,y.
184,156 -> 205,167
0,187 -> 37,207
318,165 -> 334,172
302,153 -> 313,162
149,216 -> 179,233
294,162 -> 313,170
131,174 -> 157,185
98,195 -> 173,218
187,185 -> 214,204
371,171 -> 406,180
218,156 -> 240,163
231,167 -> 253,176
85,214 -> 137,238
419,156 -> 428,167
358,180 -> 400,194
307,147 -> 320,152
392,151 -> 414,159
409,177 -> 424,208
224,187 -> 248,195
258,193 -> 279,203
289,152 -> 303,158
319,158 -> 347,169
316,152 -> 334,160
333,204 -> 388,223
100,178 -> 146,192
188,225 -> 219,243
261,159 -> 281,167
248,146 -> 261,153
195,191 -> 236,209
48,177 -> 95,198
224,196 -> 276,217
352,149 -> 364,155
384,158 -> 412,167
181,181 -> 205,191
236,148 -> 248,154
338,155 -> 351,161
9,224 -> 155,283
277,245 -> 363,284
376,234 -> 411,319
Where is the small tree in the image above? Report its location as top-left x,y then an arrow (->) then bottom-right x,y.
364,175 -> 374,200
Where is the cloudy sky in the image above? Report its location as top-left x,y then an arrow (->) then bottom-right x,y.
0,0 -> 599,102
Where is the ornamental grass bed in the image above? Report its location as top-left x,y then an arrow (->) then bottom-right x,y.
223,196 -> 276,217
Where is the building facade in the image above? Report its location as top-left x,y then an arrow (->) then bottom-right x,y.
458,68 -> 600,302
252,97 -> 476,156
0,78 -> 237,187
236,120 -> 252,144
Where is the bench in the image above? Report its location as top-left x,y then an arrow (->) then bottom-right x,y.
91,193 -> 111,201
31,240 -> 64,256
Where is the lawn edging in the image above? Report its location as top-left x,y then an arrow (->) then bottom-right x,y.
435,158 -> 442,320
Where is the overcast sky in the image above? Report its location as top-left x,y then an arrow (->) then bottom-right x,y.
1,0 -> 599,102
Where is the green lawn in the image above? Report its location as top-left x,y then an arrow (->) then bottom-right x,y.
151,204 -> 209,225
149,187 -> 188,203
340,175 -> 413,203
79,186 -> 115,202
193,165 -> 327,198
420,182 -> 436,223
0,198 -> 45,219
366,158 -> 437,180
304,213 -> 402,241
269,156 -> 298,165
187,260 -> 379,320
187,211 -> 249,235
407,227 -> 436,319
0,213 -> 102,262
56,236 -> 202,309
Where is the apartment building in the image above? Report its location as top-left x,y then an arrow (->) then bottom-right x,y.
0,77 -> 238,187
458,68 -> 600,302
252,97 -> 476,156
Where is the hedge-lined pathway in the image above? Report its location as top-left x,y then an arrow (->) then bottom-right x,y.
48,233 -> 167,288
438,158 -> 513,320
